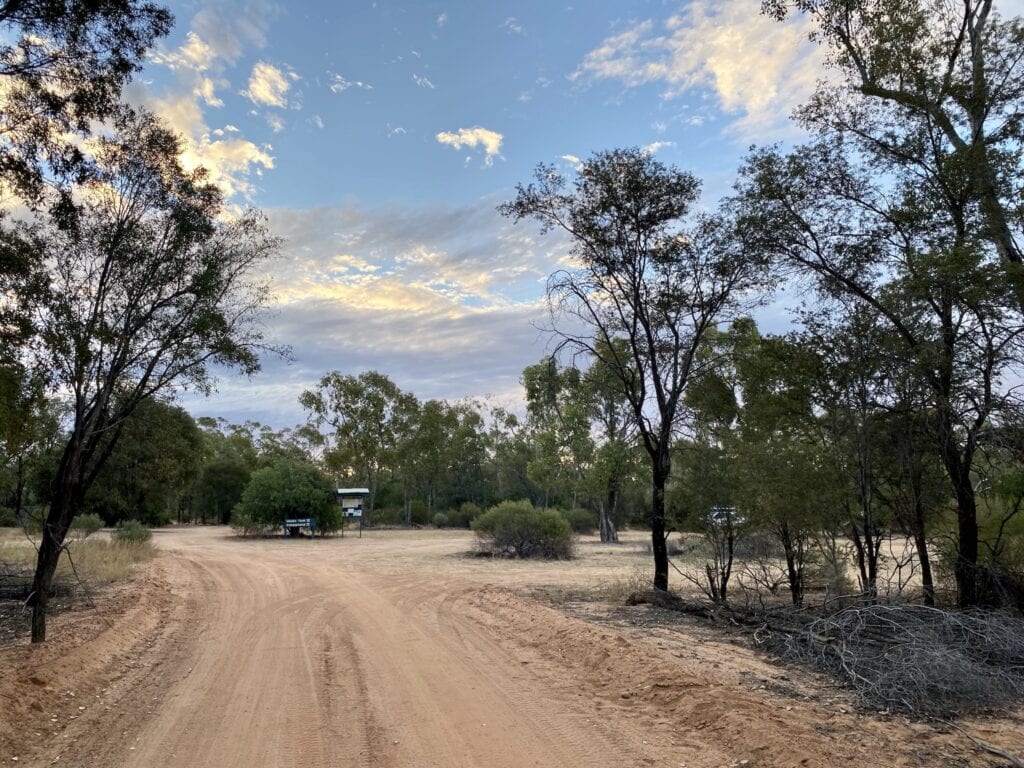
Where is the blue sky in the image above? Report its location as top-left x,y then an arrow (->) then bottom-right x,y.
126,0 -> 1022,427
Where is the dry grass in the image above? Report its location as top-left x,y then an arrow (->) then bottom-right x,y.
0,529 -> 154,585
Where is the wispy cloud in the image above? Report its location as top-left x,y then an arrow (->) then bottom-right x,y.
435,126 -> 504,166
244,61 -> 292,107
436,12 -> 448,27
642,140 -> 674,154
329,72 -> 373,93
412,74 -> 435,89
501,17 -> 524,34
572,2 -> 823,138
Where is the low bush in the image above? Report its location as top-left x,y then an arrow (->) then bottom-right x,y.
559,508 -> 597,535
432,512 -> 449,528
112,520 -> 151,543
447,502 -> 482,528
0,506 -> 16,527
70,513 -> 103,540
471,500 -> 573,559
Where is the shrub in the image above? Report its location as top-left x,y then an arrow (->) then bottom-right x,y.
230,510 -> 267,537
448,502 -> 482,528
560,507 -> 597,535
471,500 -> 573,559
232,459 -> 337,534
112,520 -> 151,543
432,512 -> 449,528
70,513 -> 103,540
0,506 -> 16,527
409,500 -> 428,525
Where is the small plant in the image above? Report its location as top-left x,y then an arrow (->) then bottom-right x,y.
0,506 -> 17,527
112,520 -> 151,543
432,512 -> 449,528
471,500 -> 573,559
69,513 -> 103,540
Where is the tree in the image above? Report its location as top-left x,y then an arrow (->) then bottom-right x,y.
82,398 -> 202,525
762,0 -> 1024,309
300,370 -> 416,523
232,458 -> 340,534
735,136 -> 1024,607
0,0 -> 173,204
501,148 -> 764,591
23,110 -> 279,641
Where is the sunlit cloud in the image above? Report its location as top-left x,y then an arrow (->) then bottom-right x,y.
435,126 -> 504,166
244,61 -> 292,107
642,140 -> 675,154
572,1 -> 824,138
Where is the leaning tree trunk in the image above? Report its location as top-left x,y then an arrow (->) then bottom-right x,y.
28,451 -> 83,642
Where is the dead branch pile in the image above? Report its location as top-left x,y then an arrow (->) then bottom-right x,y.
759,604 -> 1024,717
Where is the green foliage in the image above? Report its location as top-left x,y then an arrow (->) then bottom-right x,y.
471,500 -> 574,559
85,398 -> 203,526
70,513 -> 103,540
559,508 -> 597,534
432,512 -> 449,528
0,507 -> 16,527
409,499 -> 428,525
447,501 -> 482,528
112,520 -> 151,543
192,458 -> 251,524
231,459 -> 337,534
229,511 -> 268,537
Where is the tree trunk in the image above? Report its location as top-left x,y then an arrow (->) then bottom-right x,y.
953,478 -> 980,607
28,455 -> 81,643
912,523 -> 935,607
598,499 -> 618,543
779,522 -> 803,606
650,456 -> 670,592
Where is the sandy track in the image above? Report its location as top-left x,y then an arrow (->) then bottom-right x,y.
2,527 -> 1021,767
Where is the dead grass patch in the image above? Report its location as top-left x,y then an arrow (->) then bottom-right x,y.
0,534 -> 154,585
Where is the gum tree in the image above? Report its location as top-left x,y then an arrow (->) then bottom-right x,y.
501,148 -> 764,591
25,110 -> 279,641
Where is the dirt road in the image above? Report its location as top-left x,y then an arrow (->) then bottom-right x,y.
1,527 -> 1019,767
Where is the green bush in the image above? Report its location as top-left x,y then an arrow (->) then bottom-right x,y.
70,513 -> 103,540
559,507 -> 597,535
448,502 -> 482,528
432,512 -> 449,528
232,459 -> 337,535
112,520 -> 152,543
0,506 -> 16,527
409,500 -> 428,526
471,500 -> 573,559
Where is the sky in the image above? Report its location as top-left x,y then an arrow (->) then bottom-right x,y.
124,0 -> 1021,428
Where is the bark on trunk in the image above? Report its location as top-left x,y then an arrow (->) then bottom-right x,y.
651,457 -> 670,592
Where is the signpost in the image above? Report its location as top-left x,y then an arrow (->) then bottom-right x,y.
337,488 -> 370,538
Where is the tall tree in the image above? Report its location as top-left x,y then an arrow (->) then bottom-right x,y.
763,0 -> 1024,308
23,110 -> 279,641
501,148 -> 763,591
735,136 -> 1024,607
299,370 -> 416,521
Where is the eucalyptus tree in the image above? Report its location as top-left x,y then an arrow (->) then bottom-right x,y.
763,0 -> 1024,309
24,110 -> 279,641
300,370 -> 418,521
735,136 -> 1024,607
502,148 -> 765,590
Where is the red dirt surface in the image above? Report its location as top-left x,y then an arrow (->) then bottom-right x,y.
0,527 -> 1020,767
